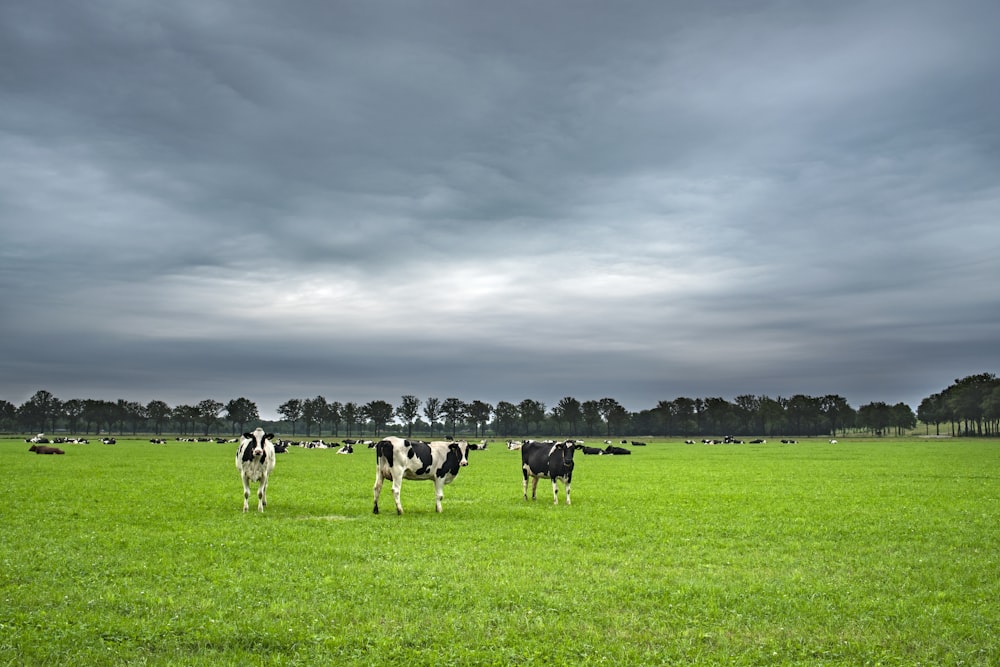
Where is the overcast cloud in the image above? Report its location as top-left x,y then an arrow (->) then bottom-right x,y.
2,0 -> 998,420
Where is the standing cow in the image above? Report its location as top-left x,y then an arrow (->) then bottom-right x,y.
372,436 -> 473,515
236,428 -> 276,512
521,440 -> 581,505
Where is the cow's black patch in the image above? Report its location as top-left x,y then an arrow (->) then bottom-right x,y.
240,440 -> 256,463
407,441 -> 433,476
375,440 -> 393,466
437,444 -> 459,478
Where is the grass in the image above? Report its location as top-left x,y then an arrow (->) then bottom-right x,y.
1,435 -> 998,665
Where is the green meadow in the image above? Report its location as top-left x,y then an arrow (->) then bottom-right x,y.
2,435 -> 997,666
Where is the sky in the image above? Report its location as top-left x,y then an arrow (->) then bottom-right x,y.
2,1 -> 998,422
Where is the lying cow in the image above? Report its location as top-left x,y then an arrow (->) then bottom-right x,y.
236,428 -> 277,512
29,444 -> 65,455
604,445 -> 631,455
372,436 -> 473,514
521,440 -> 581,505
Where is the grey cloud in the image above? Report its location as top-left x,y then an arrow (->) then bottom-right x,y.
2,0 -> 998,420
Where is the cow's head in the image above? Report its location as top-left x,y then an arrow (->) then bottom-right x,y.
242,428 -> 274,459
449,440 -> 471,467
554,441 -> 580,467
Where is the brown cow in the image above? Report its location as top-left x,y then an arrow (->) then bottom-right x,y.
29,444 -> 65,455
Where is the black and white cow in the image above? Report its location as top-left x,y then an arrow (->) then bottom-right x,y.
521,440 -> 581,505
372,436 -> 473,515
236,427 -> 276,512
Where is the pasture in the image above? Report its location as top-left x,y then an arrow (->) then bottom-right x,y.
2,435 -> 998,665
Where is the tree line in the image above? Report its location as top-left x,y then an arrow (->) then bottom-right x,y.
2,373 -> 996,438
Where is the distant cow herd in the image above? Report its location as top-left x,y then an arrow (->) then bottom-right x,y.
23,431 -> 812,515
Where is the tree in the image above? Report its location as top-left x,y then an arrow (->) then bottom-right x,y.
556,397 -> 582,435
395,395 -> 422,438
467,400 -> 493,437
278,399 -> 304,436
891,402 -> 916,435
112,399 -> 131,434
702,397 -> 736,435
80,399 -> 117,434
302,396 -> 328,437
671,397 -> 697,435
597,398 -> 623,436
364,400 -> 395,436
0,399 -> 16,430
62,399 -> 85,433
423,397 -> 441,437
225,397 -> 258,435
653,400 -> 676,435
518,399 -> 546,435
327,401 -> 343,436
733,395 -> 759,434
122,400 -> 146,435
172,404 -> 199,435
943,373 -> 998,436
820,395 -> 854,437
917,393 -> 946,436
581,400 -> 602,436
493,401 -> 519,436
441,398 -> 467,438
758,395 -> 785,436
602,399 -> 630,436
857,401 -> 892,436
146,400 -> 172,435
197,399 -> 224,435
786,395 -> 822,435
18,390 -> 62,433
342,402 -> 360,437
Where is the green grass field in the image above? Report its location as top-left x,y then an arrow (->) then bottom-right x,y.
2,435 -> 998,666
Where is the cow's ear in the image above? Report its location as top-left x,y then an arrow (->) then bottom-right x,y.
243,432 -> 253,439
265,433 -> 275,441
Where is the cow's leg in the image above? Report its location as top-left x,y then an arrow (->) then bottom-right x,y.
530,476 -> 539,501
373,469 -> 385,514
551,478 -> 559,504
241,473 -> 251,512
434,479 -> 445,513
565,479 -> 572,505
391,473 -> 404,515
522,469 -> 530,501
258,474 -> 268,512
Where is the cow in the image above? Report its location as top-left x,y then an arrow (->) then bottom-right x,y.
521,440 -> 581,505
580,445 -> 605,455
372,436 -> 472,515
337,443 -> 354,454
603,445 -> 631,455
29,444 -> 65,455
236,428 -> 276,512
